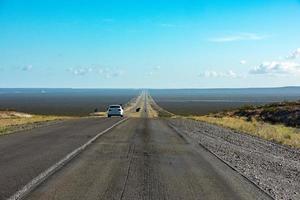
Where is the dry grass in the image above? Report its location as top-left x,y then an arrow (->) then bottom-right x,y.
190,115 -> 300,148
147,94 -> 173,118
89,112 -> 106,117
146,94 -> 158,118
0,111 -> 73,136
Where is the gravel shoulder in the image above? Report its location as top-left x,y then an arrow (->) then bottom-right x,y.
168,117 -> 300,200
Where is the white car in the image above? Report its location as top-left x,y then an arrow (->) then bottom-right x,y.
107,105 -> 124,117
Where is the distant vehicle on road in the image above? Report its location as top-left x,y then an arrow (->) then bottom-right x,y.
107,105 -> 124,117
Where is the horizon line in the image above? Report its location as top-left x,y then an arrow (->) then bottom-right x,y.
0,86 -> 299,90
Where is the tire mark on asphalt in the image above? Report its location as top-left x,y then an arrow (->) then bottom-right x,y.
120,144 -> 135,200
141,118 -> 152,200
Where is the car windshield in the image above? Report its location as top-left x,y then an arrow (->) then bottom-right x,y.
110,106 -> 120,109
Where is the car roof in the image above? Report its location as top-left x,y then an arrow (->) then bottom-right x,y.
109,104 -> 121,107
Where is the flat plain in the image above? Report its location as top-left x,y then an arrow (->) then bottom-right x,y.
150,87 -> 300,115
0,88 -> 140,116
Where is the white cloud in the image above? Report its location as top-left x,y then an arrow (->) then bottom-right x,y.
154,65 -> 161,70
22,65 -> 33,71
199,70 -> 240,78
227,70 -> 238,78
98,67 -> 123,78
286,48 -> 300,59
98,69 -> 104,74
240,60 -> 247,65
147,71 -> 154,76
250,61 -> 300,75
70,68 -> 86,76
68,67 -> 93,76
68,65 -> 124,78
250,48 -> 300,76
209,33 -> 268,42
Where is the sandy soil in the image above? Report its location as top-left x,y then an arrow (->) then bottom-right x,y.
0,111 -> 32,119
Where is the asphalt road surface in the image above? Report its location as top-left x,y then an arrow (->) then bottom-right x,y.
0,117 -> 122,199
1,92 -> 272,200
27,92 -> 270,200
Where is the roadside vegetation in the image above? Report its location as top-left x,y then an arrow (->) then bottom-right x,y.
188,101 -> 300,148
89,112 -> 106,117
0,111 -> 73,136
232,101 -> 300,127
147,94 -> 173,118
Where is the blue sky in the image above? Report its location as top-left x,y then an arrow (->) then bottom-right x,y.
1,0 -> 300,88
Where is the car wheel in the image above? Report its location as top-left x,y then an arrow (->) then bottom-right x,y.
108,115 -> 111,118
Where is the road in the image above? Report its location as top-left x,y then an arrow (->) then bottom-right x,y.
1,92 -> 271,200
0,117 -> 123,199
0,92 -> 269,200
